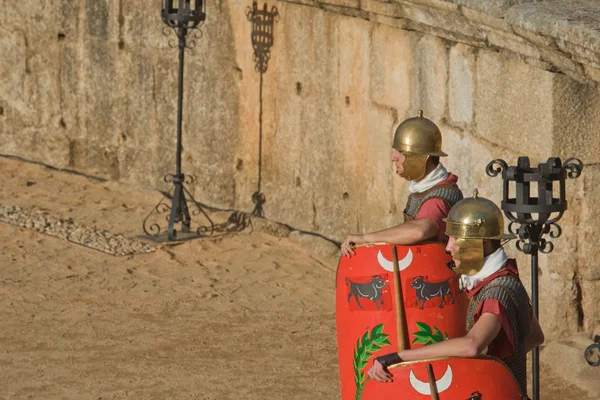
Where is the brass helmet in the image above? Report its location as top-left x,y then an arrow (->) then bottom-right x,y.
443,190 -> 515,276
392,110 -> 447,181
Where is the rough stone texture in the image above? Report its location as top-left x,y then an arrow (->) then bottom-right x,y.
475,49 -> 555,160
448,44 -> 476,125
506,1 -> 600,56
541,341 -> 600,397
2,0 -> 600,342
450,0 -> 530,18
0,204 -> 155,256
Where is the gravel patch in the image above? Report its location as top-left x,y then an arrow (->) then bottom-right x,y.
0,204 -> 155,256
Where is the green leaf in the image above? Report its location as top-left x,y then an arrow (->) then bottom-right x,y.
443,332 -> 449,340
413,331 -> 432,340
433,327 -> 442,337
416,322 -> 432,335
372,324 -> 384,337
352,325 -> 393,400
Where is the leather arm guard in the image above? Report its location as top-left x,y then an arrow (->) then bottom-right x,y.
375,352 -> 402,368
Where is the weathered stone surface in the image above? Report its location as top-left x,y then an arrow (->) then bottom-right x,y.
361,0 -> 403,18
506,1 -> 600,56
460,6 -> 511,32
370,25 -> 415,120
86,0 -> 111,40
402,0 -> 459,13
552,77 -> 600,165
541,341 -> 600,397
475,49 -> 554,158
486,29 -> 540,59
320,0 -> 360,9
574,166 -> 600,282
448,44 -> 476,125
0,27 -> 28,132
582,280 -> 600,335
413,35 -> 447,121
401,2 -> 483,41
451,0 -> 531,19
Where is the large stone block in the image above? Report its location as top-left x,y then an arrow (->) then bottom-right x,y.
441,125 -> 522,204
576,165 -> 600,281
475,49 -> 555,158
412,35 -> 448,121
551,76 -> 600,164
448,44 -> 476,125
70,138 -> 120,179
370,25 -> 415,120
0,127 -> 70,168
0,28 -> 28,116
356,106 -> 406,234
581,280 -> 600,335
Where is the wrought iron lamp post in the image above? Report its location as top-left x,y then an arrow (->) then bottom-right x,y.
486,156 -> 583,400
143,0 -> 214,241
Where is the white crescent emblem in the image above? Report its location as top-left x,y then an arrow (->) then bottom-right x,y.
377,249 -> 413,272
409,365 -> 453,395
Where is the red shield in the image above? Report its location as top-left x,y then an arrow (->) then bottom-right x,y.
336,243 -> 482,399
361,357 -> 524,399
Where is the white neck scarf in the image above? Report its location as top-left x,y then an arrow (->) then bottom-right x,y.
408,163 -> 449,194
460,247 -> 509,290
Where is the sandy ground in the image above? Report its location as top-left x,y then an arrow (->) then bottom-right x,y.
0,157 -> 595,399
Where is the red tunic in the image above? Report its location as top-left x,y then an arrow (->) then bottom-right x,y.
415,173 -> 460,242
465,259 -> 529,359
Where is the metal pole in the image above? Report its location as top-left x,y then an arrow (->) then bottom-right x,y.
167,27 -> 189,241
531,247 -> 540,400
176,28 -> 186,177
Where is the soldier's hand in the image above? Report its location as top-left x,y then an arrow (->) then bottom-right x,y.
367,360 -> 393,383
341,234 -> 366,257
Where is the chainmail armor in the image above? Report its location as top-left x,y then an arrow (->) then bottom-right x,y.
466,274 -> 531,396
403,184 -> 463,222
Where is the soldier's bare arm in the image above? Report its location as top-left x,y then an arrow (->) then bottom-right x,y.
367,313 -> 502,383
341,219 -> 438,257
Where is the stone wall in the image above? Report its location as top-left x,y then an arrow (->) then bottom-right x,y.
1,0 -> 600,340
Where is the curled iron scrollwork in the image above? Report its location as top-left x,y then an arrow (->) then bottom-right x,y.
485,159 -> 508,178
143,193 -> 172,236
563,158 -> 584,179
548,223 -> 562,239
539,239 -> 554,254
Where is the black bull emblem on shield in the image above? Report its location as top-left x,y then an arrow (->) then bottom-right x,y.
410,275 -> 455,309
346,276 -> 387,309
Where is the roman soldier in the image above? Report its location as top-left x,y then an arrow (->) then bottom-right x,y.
368,191 -> 546,398
341,110 -> 463,256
